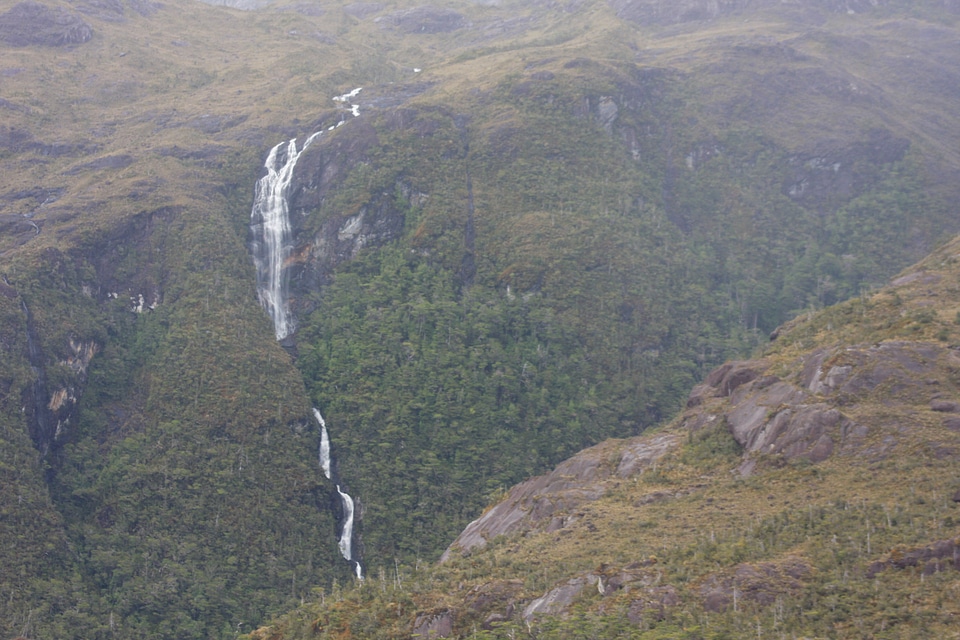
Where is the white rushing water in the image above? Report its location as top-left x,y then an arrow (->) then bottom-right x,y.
336,485 -> 355,559
313,409 -> 359,576
314,408 -> 331,480
250,132 -> 322,340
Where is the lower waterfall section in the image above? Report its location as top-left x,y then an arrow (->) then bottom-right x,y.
313,409 -> 363,579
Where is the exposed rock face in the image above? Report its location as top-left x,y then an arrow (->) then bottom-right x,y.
524,562 -> 678,623
462,579 -> 523,629
280,120 -> 408,319
523,575 -> 589,621
698,556 -> 812,612
683,339 -> 960,475
0,2 -> 92,47
280,107 -> 464,326
412,610 -> 454,638
440,432 -> 680,561
784,130 -> 910,205
627,585 -> 680,626
866,538 -> 960,578
608,0 -> 892,26
379,6 -> 467,33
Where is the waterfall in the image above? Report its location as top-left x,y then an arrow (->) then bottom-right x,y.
252,102 -> 365,580
312,407 -> 363,579
314,408 -> 331,480
336,486 -> 356,559
249,132 -> 322,340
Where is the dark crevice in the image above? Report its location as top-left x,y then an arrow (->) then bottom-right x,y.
19,296 -> 56,466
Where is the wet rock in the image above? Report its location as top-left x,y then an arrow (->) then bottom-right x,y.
0,2 -> 92,47
596,97 -> 618,132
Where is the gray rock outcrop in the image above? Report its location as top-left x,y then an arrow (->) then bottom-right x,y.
0,2 -> 92,47
440,432 -> 680,561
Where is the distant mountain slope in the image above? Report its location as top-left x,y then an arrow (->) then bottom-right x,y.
247,234 -> 960,638
281,0 -> 960,569
1,0 -> 959,637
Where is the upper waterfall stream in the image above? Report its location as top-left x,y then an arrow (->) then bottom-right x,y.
249,132 -> 321,341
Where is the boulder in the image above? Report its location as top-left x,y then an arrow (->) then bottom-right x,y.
522,576 -> 588,622
932,400 -> 960,413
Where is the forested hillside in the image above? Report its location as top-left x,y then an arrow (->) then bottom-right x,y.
248,223 -> 960,640
0,0 -> 959,637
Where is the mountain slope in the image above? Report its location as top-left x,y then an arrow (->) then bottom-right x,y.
280,0 -> 960,567
1,0 -> 960,637
248,234 -> 960,638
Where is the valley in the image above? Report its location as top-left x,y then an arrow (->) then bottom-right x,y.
1,0 -> 959,637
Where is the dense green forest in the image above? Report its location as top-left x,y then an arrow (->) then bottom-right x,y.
247,230 -> 960,640
288,66 -> 954,566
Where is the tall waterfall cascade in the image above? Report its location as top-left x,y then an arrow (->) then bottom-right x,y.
250,97 -> 364,578
249,132 -> 321,340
